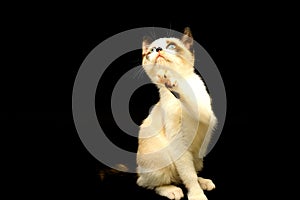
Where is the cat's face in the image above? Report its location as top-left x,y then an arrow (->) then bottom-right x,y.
142,28 -> 195,83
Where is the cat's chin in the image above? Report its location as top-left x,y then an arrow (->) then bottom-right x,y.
155,56 -> 165,61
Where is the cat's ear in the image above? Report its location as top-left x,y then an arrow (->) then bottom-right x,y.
181,27 -> 193,52
142,36 -> 153,55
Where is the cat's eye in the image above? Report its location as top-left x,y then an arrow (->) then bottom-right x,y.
150,47 -> 156,53
167,44 -> 176,50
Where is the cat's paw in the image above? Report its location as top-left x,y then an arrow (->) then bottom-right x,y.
187,191 -> 208,200
198,177 -> 215,191
156,70 -> 177,89
155,185 -> 184,200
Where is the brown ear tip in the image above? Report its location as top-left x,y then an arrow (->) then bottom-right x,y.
183,27 -> 192,37
184,27 -> 191,31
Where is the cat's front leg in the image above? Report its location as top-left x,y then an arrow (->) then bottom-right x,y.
173,151 -> 208,200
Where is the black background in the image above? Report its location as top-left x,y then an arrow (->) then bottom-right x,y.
5,4 -> 286,200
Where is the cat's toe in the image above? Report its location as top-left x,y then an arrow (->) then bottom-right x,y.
164,77 -> 177,89
198,177 -> 215,191
155,185 -> 184,200
172,187 -> 184,200
165,80 -> 173,88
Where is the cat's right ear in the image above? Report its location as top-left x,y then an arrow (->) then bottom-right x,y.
142,36 -> 152,55
181,27 -> 194,52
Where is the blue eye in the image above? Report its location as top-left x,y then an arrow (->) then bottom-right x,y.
167,44 -> 176,50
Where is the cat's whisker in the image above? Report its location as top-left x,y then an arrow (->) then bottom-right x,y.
167,24 -> 172,38
151,26 -> 157,40
138,66 -> 146,79
132,67 -> 142,79
134,67 -> 142,79
132,66 -> 145,80
139,70 -> 145,80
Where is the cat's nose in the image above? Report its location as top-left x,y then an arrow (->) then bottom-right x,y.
156,47 -> 162,52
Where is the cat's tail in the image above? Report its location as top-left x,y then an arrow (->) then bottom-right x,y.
98,164 -> 160,199
99,164 -> 137,183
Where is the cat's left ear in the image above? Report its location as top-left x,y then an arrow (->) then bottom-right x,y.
142,36 -> 153,55
181,27 -> 194,52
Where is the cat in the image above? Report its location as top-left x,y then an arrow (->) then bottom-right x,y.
136,27 -> 217,200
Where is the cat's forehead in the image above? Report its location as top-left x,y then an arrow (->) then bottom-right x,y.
150,37 -> 183,47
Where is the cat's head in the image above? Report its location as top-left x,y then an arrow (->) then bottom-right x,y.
142,27 -> 195,80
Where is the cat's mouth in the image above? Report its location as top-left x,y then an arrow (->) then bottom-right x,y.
156,55 -> 164,60
155,54 -> 170,63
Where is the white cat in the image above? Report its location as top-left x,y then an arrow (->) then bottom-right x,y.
136,27 -> 217,200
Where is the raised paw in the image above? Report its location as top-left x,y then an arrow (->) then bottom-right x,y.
155,185 -> 184,200
198,177 -> 215,191
156,70 -> 177,89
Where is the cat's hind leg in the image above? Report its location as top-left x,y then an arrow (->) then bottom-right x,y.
198,177 -> 215,191
155,185 -> 184,200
